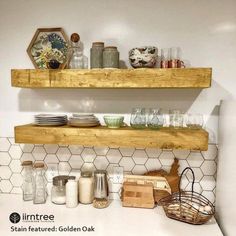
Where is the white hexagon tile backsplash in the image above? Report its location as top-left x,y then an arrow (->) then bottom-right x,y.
0,137 -> 218,203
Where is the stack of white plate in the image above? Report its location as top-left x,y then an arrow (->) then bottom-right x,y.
68,114 -> 100,127
34,114 -> 68,126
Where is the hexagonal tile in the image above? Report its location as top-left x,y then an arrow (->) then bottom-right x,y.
58,162 -> 71,175
119,147 -> 135,157
8,138 -> 16,145
106,149 -> 122,164
44,144 -> 59,154
0,166 -> 12,179
45,163 -> 58,182
44,154 -> 59,164
145,148 -> 162,158
187,152 -> 204,167
145,158 -> 162,171
179,175 -> 189,189
132,165 -> 147,175
81,162 -> 96,172
9,159 -> 22,173
185,182 -> 202,193
0,180 -> 13,193
186,167 -> 203,182
202,190 -> 215,203
200,176 -> 216,191
201,144 -> 218,160
119,157 -> 135,171
132,150 -> 148,165
0,138 -> 11,151
159,151 -> 175,166
9,145 -> 22,159
21,153 -> 35,162
69,155 -> 84,169
20,144 -> 34,153
173,149 -> 190,159
11,187 -> 22,194
56,147 -> 71,161
200,161 -> 217,175
81,148 -> 96,162
94,156 -> 109,170
32,146 -> 46,160
0,152 -> 11,165
10,173 -> 23,187
94,147 -> 109,156
178,159 -> 189,173
69,145 -> 84,155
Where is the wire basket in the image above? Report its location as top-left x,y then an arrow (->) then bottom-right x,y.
159,167 -> 215,225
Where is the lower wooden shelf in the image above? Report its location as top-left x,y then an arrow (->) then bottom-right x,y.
14,124 -> 208,150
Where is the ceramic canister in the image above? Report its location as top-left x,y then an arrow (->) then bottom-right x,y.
90,42 -> 104,69
102,46 -> 119,68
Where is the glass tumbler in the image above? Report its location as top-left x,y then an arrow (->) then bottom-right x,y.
186,113 -> 203,129
147,109 -> 164,129
169,47 -> 185,68
130,108 -> 146,129
161,48 -> 170,68
169,110 -> 184,129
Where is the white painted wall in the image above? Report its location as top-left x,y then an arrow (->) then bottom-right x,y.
0,0 -> 235,140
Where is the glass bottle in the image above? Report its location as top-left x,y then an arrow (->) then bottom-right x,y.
169,109 -> 184,129
130,108 -> 146,129
33,163 -> 46,204
22,161 -> 34,201
67,33 -> 84,69
147,108 -> 164,129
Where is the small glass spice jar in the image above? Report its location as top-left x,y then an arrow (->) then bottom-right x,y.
79,171 -> 94,204
103,46 -> 119,68
51,176 -> 75,205
90,42 -> 104,69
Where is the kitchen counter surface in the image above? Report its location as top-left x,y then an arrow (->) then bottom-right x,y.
0,194 -> 223,236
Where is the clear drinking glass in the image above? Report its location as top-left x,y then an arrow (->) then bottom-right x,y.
169,47 -> 185,68
186,113 -> 203,129
22,161 -> 34,201
147,108 -> 164,129
130,108 -> 146,129
161,48 -> 170,68
33,163 -> 46,204
169,109 -> 184,129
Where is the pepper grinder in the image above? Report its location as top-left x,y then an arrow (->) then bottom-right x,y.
93,170 -> 109,209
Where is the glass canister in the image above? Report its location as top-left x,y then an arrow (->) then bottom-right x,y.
51,176 -> 75,205
130,108 -> 146,129
90,42 -> 104,69
33,163 -> 46,204
169,109 -> 184,129
79,171 -> 94,204
67,33 -> 84,69
22,161 -> 34,201
102,46 -> 119,68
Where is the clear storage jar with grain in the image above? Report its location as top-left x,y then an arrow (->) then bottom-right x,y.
79,171 -> 94,204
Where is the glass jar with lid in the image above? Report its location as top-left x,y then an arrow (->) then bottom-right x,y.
22,161 -> 34,201
102,46 -> 119,68
78,171 -> 94,204
51,175 -> 75,205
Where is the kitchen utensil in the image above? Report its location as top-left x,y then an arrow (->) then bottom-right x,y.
129,46 -> 157,68
159,167 -> 215,225
103,115 -> 124,128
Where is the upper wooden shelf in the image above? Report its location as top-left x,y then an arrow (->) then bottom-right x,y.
14,124 -> 209,150
11,68 -> 212,89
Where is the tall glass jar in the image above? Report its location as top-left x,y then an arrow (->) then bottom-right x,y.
67,33 -> 84,69
90,42 -> 104,69
130,108 -> 146,129
22,161 -> 34,201
147,108 -> 164,129
79,171 -> 94,204
33,163 -> 46,204
169,109 -> 184,129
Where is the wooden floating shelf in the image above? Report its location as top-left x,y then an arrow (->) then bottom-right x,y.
11,68 -> 212,89
14,124 -> 209,151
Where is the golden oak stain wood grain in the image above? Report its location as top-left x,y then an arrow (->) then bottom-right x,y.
14,124 -> 209,150
11,68 -> 212,88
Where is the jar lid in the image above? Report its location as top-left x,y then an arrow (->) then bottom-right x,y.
53,175 -> 76,186
92,42 -> 104,47
70,33 -> 80,43
81,171 -> 92,178
34,163 -> 44,168
104,46 -> 117,50
21,161 -> 33,166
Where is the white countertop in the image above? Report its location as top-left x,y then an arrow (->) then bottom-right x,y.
0,194 -> 223,236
